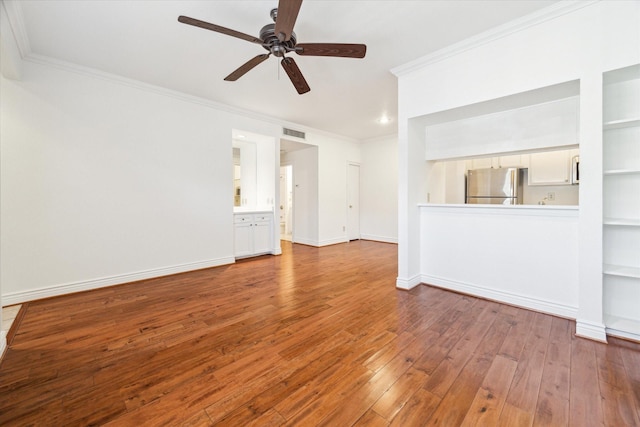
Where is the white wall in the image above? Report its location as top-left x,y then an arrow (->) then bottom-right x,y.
1,56 -> 397,307
313,133 -> 362,246
421,205 -> 579,318
280,132 -> 365,248
0,59 -> 285,304
393,1 -> 640,341
360,135 -> 398,243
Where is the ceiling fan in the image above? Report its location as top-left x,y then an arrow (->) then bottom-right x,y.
178,0 -> 366,94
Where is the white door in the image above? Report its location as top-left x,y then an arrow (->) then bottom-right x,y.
347,164 -> 360,241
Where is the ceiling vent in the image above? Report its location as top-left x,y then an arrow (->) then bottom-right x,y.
283,127 -> 306,140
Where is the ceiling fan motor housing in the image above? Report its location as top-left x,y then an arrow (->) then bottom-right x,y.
260,23 -> 297,57
177,2 -> 366,95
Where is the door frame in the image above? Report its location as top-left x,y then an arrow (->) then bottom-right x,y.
279,163 -> 295,242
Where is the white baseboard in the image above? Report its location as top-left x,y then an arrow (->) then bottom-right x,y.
318,237 -> 349,247
291,237 -> 320,247
360,234 -> 398,244
292,237 -> 349,247
2,256 -> 235,306
576,319 -> 608,343
422,274 -> 579,320
396,274 -> 422,290
0,330 -> 7,360
605,327 -> 640,343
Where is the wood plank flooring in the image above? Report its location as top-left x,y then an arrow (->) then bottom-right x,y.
1,240 -> 639,426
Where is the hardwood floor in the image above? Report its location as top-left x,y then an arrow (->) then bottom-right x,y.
1,240 -> 639,426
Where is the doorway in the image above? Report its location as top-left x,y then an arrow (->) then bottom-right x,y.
279,164 -> 293,241
347,163 -> 360,241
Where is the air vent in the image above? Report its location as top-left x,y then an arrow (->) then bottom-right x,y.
283,127 -> 306,140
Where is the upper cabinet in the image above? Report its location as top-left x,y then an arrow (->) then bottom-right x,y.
468,154 -> 529,170
528,149 -> 578,186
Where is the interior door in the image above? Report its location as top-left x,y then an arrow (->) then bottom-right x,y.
347,163 -> 360,241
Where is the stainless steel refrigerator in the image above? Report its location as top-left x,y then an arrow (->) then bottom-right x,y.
466,167 -> 522,205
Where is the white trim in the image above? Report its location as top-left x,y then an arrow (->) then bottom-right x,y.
606,327 -> 640,343
318,237 -> 349,247
396,274 -> 421,290
1,256 -> 235,306
391,1 -> 597,77
1,0 -> 30,58
20,53 -> 360,144
423,274 -> 579,320
576,319 -> 608,343
360,234 -> 398,244
360,133 -> 398,144
0,330 -> 6,360
419,203 -> 579,217
292,237 -> 320,247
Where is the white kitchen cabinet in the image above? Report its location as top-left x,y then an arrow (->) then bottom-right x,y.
466,154 -> 529,171
602,64 -> 640,342
527,149 -> 576,186
498,154 -> 528,168
469,157 -> 494,170
234,212 -> 273,258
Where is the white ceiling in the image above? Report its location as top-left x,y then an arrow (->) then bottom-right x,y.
11,0 -> 558,140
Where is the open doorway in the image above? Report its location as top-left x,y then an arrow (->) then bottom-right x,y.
279,164 -> 293,241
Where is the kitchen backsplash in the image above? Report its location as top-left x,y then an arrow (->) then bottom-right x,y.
521,169 -> 579,205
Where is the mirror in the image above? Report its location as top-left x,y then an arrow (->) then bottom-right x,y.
233,147 -> 241,207
232,139 -> 257,208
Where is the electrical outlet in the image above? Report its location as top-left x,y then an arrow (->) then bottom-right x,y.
547,192 -> 555,201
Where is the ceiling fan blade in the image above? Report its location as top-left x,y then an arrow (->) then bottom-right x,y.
224,54 -> 270,81
274,0 -> 303,42
296,43 -> 367,58
281,57 -> 310,94
178,16 -> 263,45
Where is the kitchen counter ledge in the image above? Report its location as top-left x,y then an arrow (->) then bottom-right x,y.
419,203 -> 578,217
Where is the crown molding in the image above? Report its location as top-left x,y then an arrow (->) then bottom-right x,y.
23,53 -> 360,143
1,0 -> 30,58
361,132 -> 398,144
391,0 -> 599,77
1,1 -> 359,142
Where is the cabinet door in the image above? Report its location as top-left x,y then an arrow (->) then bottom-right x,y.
528,150 -> 571,185
470,157 -> 494,169
234,222 -> 253,257
253,220 -> 272,254
498,154 -> 523,168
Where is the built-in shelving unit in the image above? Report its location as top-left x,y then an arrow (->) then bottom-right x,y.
602,64 -> 640,341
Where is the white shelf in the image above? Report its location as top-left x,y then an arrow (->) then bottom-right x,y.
604,218 -> 640,227
604,314 -> 640,342
603,169 -> 640,176
603,264 -> 640,279
603,118 -> 640,130
602,65 -> 640,341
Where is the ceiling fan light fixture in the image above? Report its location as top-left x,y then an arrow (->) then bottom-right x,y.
178,0 -> 366,94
